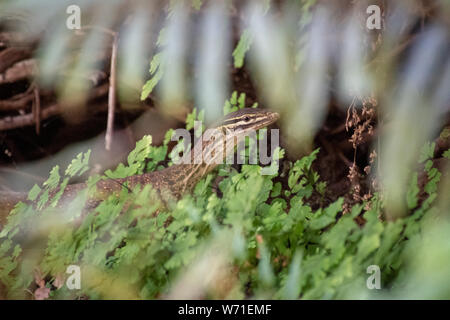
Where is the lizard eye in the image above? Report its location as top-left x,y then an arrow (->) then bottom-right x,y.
244,116 -> 250,122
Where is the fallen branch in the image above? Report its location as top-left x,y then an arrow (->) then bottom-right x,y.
0,102 -> 59,130
0,82 -> 111,131
0,80 -> 109,113
0,31 -> 32,48
0,47 -> 32,73
0,58 -> 37,84
0,90 -> 34,111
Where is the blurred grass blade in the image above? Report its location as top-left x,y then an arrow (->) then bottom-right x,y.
380,26 -> 448,218
195,0 -> 230,125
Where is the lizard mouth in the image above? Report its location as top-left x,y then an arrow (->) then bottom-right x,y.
260,110 -> 280,127
267,111 -> 280,123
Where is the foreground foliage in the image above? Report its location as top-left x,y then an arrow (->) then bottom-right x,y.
0,101 -> 448,300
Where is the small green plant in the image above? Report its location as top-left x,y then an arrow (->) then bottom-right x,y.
223,91 -> 258,115
0,94 -> 448,299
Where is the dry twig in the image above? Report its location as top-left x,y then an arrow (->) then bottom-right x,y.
76,25 -> 119,151
106,32 -> 118,151
33,87 -> 40,134
0,82 -> 110,131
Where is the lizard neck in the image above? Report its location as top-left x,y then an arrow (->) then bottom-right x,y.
173,128 -> 239,195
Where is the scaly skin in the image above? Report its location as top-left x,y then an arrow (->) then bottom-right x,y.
0,108 -> 279,227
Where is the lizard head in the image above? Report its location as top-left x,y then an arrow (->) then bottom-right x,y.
218,108 -> 279,135
193,108 -> 279,166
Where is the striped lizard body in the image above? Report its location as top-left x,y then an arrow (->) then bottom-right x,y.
0,108 -> 279,226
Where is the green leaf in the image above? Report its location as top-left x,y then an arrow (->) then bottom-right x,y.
406,173 -> 419,209
164,129 -> 175,145
27,184 -> 41,201
232,29 -> 253,68
238,93 -> 246,109
65,150 -> 91,177
443,149 -> 450,160
223,91 -> 247,115
230,91 -> 237,105
288,148 -> 319,192
49,177 -> 69,207
37,189 -> 49,210
309,198 -> 343,230
185,108 -> 203,132
141,52 -> 165,101
128,135 -> 152,167
271,182 -> 282,198
424,167 -> 441,196
419,141 -> 435,163
43,166 -> 60,190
